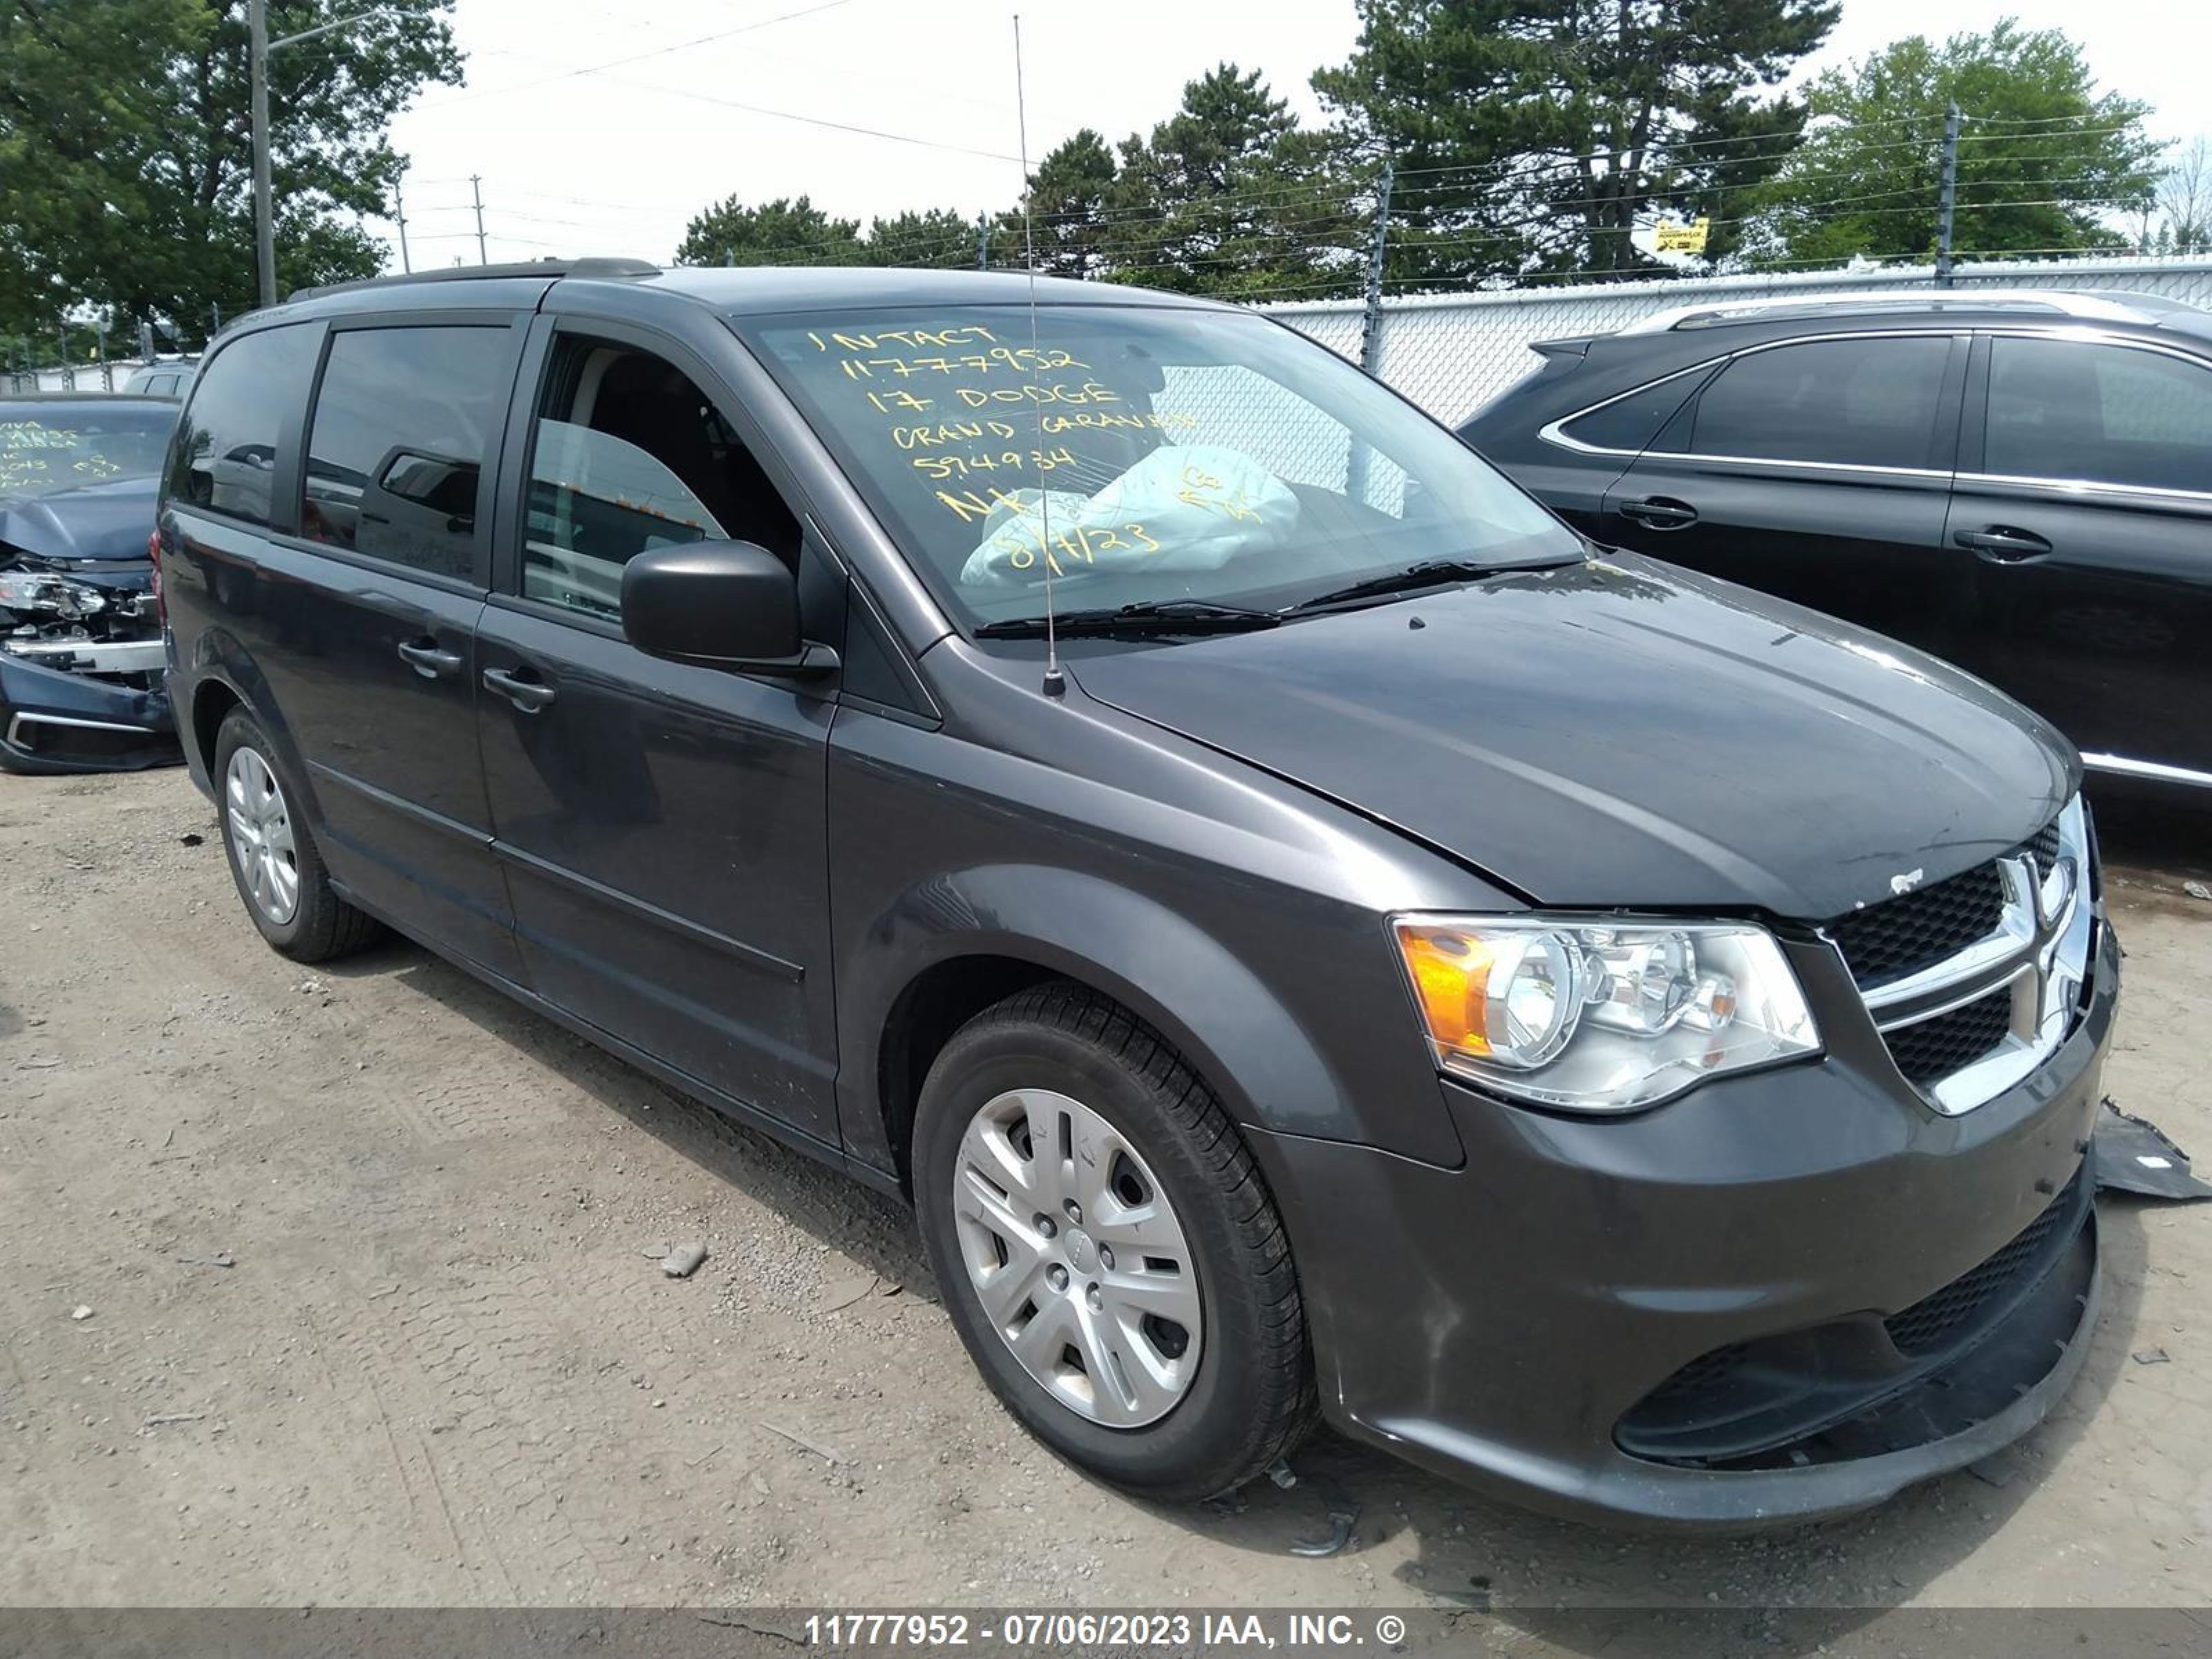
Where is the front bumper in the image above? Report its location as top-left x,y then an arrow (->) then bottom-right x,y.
0,645 -> 178,774
1250,917 -> 2118,1529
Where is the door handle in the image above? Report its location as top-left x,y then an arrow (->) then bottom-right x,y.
395,638 -> 462,679
1953,525 -> 2053,563
482,665 -> 557,713
1618,496 -> 1700,530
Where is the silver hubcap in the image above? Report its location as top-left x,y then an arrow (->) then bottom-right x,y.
224,747 -> 300,925
953,1089 -> 1202,1427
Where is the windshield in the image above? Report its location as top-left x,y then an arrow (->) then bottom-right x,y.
736,303 -> 1580,628
0,402 -> 178,502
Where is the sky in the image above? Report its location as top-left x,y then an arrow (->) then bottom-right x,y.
376,0 -> 2211,271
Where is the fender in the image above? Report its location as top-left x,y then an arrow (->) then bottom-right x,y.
836,861 -> 1466,1178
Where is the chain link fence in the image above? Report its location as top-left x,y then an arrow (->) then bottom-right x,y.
12,252 -> 2212,413
1262,252 -> 2212,426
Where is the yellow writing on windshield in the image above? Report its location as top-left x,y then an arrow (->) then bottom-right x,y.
838,346 -> 1088,379
954,381 -> 1121,409
911,447 -> 1080,481
787,317 -> 1196,551
805,326 -> 1000,351
892,420 -> 1021,448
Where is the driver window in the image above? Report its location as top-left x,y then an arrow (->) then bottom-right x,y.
523,337 -> 800,622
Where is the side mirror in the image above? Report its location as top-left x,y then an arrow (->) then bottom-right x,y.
620,540 -> 838,678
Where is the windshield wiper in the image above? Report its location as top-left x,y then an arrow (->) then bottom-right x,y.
974,598 -> 1281,639
1275,559 -> 1508,617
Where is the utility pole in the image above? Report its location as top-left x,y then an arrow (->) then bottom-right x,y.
977,208 -> 990,271
1348,158 -> 1394,508
1936,102 -> 1961,289
470,175 -> 489,265
249,8 -> 397,307
1358,159 -> 1394,377
394,171 -> 413,273
250,0 -> 276,307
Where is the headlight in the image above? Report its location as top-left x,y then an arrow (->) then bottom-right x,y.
0,563 -> 105,617
1392,915 -> 1820,1112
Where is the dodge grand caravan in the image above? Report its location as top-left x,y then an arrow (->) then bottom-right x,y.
158,262 -> 2115,1528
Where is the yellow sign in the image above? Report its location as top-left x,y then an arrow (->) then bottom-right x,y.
1654,217 -> 1711,254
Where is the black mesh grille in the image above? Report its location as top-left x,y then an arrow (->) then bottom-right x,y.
1827,815 -> 2063,988
1635,1342 -> 1750,1410
1884,988 -> 2014,1086
1829,861 -> 2005,986
1884,1168 -> 2082,1356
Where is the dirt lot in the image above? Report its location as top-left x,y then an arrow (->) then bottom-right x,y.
2,767 -> 2209,1623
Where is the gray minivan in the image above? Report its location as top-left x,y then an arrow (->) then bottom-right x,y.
158,262 -> 2114,1527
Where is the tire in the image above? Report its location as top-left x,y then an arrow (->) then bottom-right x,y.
212,709 -> 382,963
913,982 -> 1315,1501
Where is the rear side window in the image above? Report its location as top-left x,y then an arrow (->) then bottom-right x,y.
167,324 -> 320,526
302,326 -> 514,581
1987,337 -> 2212,494
1557,371 -> 1707,453
1690,337 -> 1951,470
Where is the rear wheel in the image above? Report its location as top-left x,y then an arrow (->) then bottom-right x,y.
913,983 -> 1314,1500
214,709 -> 382,963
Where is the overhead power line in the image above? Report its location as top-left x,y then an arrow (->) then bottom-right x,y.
425,0 -> 862,107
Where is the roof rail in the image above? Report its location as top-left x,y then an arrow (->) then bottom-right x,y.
285,257 -> 659,304
1618,287 -> 2186,336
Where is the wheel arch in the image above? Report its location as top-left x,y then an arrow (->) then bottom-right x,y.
843,863 -> 1360,1191
178,629 -> 322,824
189,675 -> 244,778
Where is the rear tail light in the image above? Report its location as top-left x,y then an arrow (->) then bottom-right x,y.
147,527 -> 166,624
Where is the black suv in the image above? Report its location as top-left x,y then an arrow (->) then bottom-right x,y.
158,263 -> 2115,1528
1461,289 -> 2212,793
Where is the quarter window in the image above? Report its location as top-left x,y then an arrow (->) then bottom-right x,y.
1986,337 -> 2212,494
302,326 -> 513,581
1557,372 -> 1707,454
167,323 -> 320,527
1690,337 -> 1951,471
521,337 -> 799,624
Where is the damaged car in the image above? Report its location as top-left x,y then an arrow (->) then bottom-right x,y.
0,395 -> 181,774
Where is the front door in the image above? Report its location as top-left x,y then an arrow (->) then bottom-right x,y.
1599,332 -> 1970,656
474,321 -> 842,1143
1943,331 -> 2212,784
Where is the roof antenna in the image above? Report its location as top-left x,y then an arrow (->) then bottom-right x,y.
1013,12 -> 1065,699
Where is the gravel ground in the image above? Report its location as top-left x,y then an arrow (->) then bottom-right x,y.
1,767 -> 2207,1628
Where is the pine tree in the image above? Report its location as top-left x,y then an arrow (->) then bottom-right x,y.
1312,1 -> 1838,285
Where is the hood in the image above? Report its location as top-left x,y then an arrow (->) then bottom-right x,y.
1071,556 -> 2074,921
0,475 -> 160,563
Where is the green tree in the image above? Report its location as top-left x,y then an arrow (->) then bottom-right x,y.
996,127 -> 1118,279
1741,21 -> 2159,266
863,207 -> 979,270
1313,1 -> 1838,285
0,1 -> 462,341
673,195 -> 863,267
1103,63 -> 1360,299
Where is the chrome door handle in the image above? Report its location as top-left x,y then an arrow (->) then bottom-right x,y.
1954,526 -> 2053,563
482,666 -> 556,712
396,638 -> 462,679
1619,496 -> 1700,530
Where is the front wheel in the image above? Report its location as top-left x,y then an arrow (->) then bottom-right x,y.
913,983 -> 1315,1500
